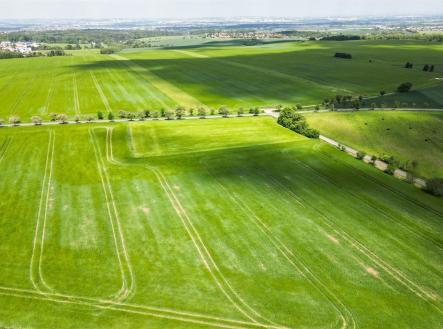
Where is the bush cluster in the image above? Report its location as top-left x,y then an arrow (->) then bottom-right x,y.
426,178 -> 443,197
277,108 -> 319,138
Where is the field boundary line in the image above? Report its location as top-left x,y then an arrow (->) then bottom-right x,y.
90,71 -> 112,112
103,127 -> 284,328
207,169 -> 354,329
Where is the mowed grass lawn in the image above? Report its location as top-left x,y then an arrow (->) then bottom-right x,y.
0,39 -> 443,121
0,117 -> 442,328
305,111 -> 443,179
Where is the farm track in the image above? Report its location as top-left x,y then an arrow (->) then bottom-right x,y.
30,130 -> 55,293
262,171 -> 443,314
0,136 -> 13,163
104,127 -> 285,328
90,71 -> 112,112
206,169 -> 355,329
89,128 -> 135,303
0,286 -> 273,329
73,73 -> 80,115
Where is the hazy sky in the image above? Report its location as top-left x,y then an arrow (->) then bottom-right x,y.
1,0 -> 442,19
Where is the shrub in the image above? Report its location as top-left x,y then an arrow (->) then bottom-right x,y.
356,151 -> 366,160
108,112 -> 114,121
334,52 -> 352,59
397,82 -> 413,93
425,178 -> 443,197
97,111 -> 104,120
296,104 -> 303,110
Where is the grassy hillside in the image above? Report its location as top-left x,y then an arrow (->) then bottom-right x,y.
305,111 -> 443,178
0,117 -> 442,328
0,40 -> 442,121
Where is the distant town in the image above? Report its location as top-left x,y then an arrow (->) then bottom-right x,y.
0,41 -> 40,54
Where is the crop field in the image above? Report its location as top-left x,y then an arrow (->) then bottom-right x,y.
0,117 -> 442,328
0,40 -> 443,121
305,111 -> 443,179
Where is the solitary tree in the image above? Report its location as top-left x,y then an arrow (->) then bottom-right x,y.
380,90 -> 386,96
296,103 -> 303,110
108,112 -> 114,121
397,82 -> 413,93
31,116 -> 42,125
74,115 -> 81,123
137,111 -> 145,121
237,107 -> 244,117
430,65 -> 435,72
118,110 -> 127,119
423,64 -> 429,72
189,108 -> 195,117
127,112 -> 136,121
143,110 -> 150,118
253,107 -> 260,116
97,111 -> 104,120
9,116 -> 20,125
49,113 -> 58,121
151,111 -> 160,120
175,106 -> 186,119
165,109 -> 175,120
218,106 -> 229,118
198,107 -> 207,119
57,114 -> 68,124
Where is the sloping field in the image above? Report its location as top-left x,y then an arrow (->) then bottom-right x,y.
305,111 -> 443,178
0,40 -> 442,121
0,117 -> 442,328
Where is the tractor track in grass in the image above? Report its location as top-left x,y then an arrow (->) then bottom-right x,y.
8,75 -> 36,117
263,171 -> 443,314
89,128 -> 135,303
295,154 -> 443,252
0,136 -> 12,163
30,130 -> 55,293
73,73 -> 80,115
90,71 -> 112,112
110,61 -> 172,109
206,169 -> 355,329
0,286 -> 274,329
103,127 -> 285,329
321,150 -> 443,219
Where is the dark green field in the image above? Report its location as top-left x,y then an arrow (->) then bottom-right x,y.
0,40 -> 442,121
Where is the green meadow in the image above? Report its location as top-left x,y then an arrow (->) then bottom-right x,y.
0,117 -> 442,328
305,111 -> 443,179
0,40 -> 443,121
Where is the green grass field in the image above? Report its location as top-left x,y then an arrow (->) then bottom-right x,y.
0,40 -> 443,121
0,117 -> 442,328
305,111 -> 443,179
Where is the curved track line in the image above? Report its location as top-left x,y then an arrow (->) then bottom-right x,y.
90,72 -> 112,112
89,128 -> 135,302
103,127 -> 284,328
207,169 -> 355,329
0,286 -> 271,329
267,172 -> 443,314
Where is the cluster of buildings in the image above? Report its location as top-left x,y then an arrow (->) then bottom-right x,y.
205,31 -> 285,39
0,41 -> 39,54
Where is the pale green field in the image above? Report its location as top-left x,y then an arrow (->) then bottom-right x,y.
305,111 -> 443,178
0,40 -> 442,121
0,117 -> 442,328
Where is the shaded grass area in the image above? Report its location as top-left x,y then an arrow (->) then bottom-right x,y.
305,111 -> 443,178
0,117 -> 442,328
1,40 -> 443,121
